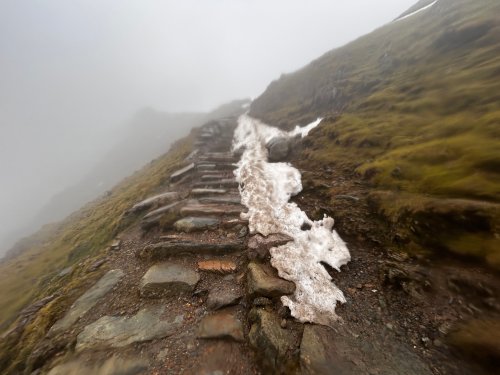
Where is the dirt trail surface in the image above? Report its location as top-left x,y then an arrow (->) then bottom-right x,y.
28,115 -> 499,375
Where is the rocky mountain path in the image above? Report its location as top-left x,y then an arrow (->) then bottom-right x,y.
35,116 -> 499,375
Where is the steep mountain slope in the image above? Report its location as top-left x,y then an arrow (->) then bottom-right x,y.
250,0 -> 500,268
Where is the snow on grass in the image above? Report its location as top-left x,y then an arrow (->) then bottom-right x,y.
233,114 -> 350,327
394,0 -> 438,22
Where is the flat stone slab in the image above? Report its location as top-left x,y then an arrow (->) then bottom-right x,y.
199,196 -> 241,205
139,240 -> 245,259
190,188 -> 227,197
50,269 -> 124,334
76,306 -> 183,351
198,259 -> 237,274
48,356 -> 148,375
197,163 -> 237,171
247,262 -> 295,298
192,179 -> 239,189
140,262 -> 199,298
207,283 -> 243,310
180,204 -> 242,217
170,163 -> 195,182
198,310 -> 244,342
174,217 -> 220,233
130,192 -> 180,213
200,174 -> 228,182
141,201 -> 182,230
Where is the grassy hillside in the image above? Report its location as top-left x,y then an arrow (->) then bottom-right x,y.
250,0 -> 500,268
0,132 -> 194,336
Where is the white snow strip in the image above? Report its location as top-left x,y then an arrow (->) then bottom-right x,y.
233,114 -> 350,327
394,0 -> 438,22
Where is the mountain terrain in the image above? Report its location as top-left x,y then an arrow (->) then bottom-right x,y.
0,0 -> 499,374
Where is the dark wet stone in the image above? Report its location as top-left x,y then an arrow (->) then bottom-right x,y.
198,310 -> 244,342
140,262 -> 199,298
267,137 -> 291,162
207,283 -> 243,310
192,179 -> 239,189
190,188 -> 227,197
248,308 -> 296,371
139,239 -> 245,259
180,204 -> 242,217
129,192 -> 180,213
170,163 -> 195,182
50,269 -> 124,334
174,216 -> 220,233
247,262 -> 295,298
76,306 -> 183,351
300,325 -> 358,375
199,196 -> 241,205
253,297 -> 272,307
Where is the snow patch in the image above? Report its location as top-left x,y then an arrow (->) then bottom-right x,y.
233,114 -> 350,327
394,0 -> 438,22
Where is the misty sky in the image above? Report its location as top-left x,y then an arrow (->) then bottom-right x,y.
0,0 -> 417,255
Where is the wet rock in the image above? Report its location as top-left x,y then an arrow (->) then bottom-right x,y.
207,283 -> 243,310
190,188 -> 228,197
174,217 -> 220,233
140,263 -> 199,298
247,262 -> 295,298
300,324 -> 358,375
141,201 -> 182,230
248,308 -> 296,371
253,297 -> 272,307
47,356 -> 148,375
198,310 -> 244,342
248,233 -> 293,259
193,179 -> 239,189
170,163 -> 195,182
180,204 -> 242,217
199,195 -> 241,205
50,269 -> 124,334
129,192 -> 180,213
140,239 -> 244,259
267,137 -> 291,162
197,259 -> 237,274
110,239 -> 121,251
76,306 -> 183,351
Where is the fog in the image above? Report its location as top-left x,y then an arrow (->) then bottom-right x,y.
0,0 -> 417,256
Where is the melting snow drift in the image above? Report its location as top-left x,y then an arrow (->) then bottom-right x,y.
233,114 -> 350,327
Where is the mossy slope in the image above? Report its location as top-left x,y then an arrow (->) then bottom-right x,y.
250,0 -> 500,267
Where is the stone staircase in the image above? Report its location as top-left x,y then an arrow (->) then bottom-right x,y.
43,117 -> 306,375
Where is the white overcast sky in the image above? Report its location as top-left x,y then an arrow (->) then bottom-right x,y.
0,0 -> 417,254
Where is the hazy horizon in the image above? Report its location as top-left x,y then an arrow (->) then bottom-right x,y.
0,0 -> 418,256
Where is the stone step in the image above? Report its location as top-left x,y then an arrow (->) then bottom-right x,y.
174,217 -> 220,233
197,260 -> 237,274
197,309 -> 244,342
139,239 -> 245,259
141,201 -> 183,230
198,196 -> 241,205
192,179 -> 239,189
180,204 -> 242,217
199,156 -> 238,163
190,188 -> 228,197
76,306 -> 183,351
49,269 -> 124,334
129,192 -> 180,214
170,163 -> 195,182
197,163 -> 237,171
139,262 -> 199,298
200,174 -> 230,182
